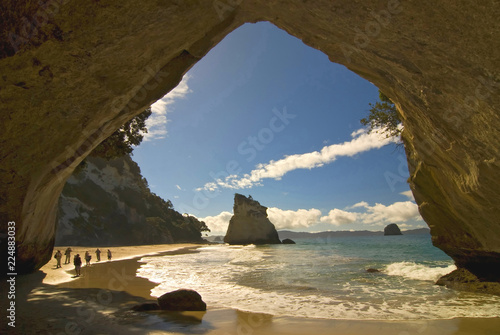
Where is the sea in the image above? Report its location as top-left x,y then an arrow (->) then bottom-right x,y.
136,234 -> 500,320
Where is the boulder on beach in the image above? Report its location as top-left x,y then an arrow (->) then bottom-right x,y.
282,238 -> 296,244
157,289 -> 207,311
224,194 -> 281,245
436,268 -> 500,296
131,302 -> 160,311
384,223 -> 403,236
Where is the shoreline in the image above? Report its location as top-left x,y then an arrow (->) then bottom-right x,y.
56,244 -> 202,299
44,243 -> 201,285
2,243 -> 500,334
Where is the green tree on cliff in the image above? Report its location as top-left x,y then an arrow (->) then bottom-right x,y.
74,107 -> 152,173
91,107 -> 152,159
360,90 -> 402,139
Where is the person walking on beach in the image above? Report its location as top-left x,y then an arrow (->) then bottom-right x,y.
95,248 -> 101,262
107,249 -> 112,261
85,251 -> 92,266
54,250 -> 62,268
74,254 -> 82,276
64,247 -> 72,264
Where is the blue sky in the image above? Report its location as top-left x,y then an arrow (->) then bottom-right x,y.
133,22 -> 424,234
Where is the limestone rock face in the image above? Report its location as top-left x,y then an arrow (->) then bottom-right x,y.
57,156 -> 207,246
224,194 -> 281,245
1,1 -> 500,279
384,224 -> 403,236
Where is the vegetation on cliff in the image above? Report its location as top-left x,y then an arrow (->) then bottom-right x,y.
57,155 -> 209,246
91,108 -> 152,160
361,90 -> 402,139
75,108 -> 152,173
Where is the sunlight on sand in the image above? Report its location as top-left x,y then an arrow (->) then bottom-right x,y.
41,244 -> 197,285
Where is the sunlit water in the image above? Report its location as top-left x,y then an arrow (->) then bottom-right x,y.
136,234 -> 500,320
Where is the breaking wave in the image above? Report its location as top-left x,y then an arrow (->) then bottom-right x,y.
385,262 -> 457,282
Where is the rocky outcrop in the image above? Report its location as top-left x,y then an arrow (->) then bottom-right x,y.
57,155 -> 209,246
282,239 -> 296,244
1,1 -> 499,280
157,289 -> 207,311
436,269 -> 500,296
224,194 -> 281,245
384,223 -> 403,236
131,302 -> 160,312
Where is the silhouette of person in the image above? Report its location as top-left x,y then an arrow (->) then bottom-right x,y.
54,250 -> 62,268
64,247 -> 72,264
85,251 -> 91,266
107,249 -> 112,261
74,254 -> 82,276
95,248 -> 101,262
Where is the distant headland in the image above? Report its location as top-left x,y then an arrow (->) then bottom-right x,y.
205,227 -> 430,242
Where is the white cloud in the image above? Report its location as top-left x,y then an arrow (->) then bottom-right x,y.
197,211 -> 233,233
267,207 -> 322,230
350,128 -> 366,137
197,199 -> 422,234
197,208 -> 322,233
197,127 -> 398,191
360,201 -> 421,224
400,190 -> 414,200
320,201 -> 422,227
143,75 -> 192,141
320,208 -> 358,226
346,201 -> 369,209
176,185 -> 182,191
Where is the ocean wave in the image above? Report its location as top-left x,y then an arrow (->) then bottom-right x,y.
385,261 -> 456,282
137,245 -> 500,320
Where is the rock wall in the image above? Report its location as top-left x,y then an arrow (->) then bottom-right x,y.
57,156 -> 207,246
224,194 -> 281,245
0,1 -> 499,277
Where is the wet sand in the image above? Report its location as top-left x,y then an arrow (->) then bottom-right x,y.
2,244 -> 499,334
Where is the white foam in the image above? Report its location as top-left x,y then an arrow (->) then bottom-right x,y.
385,262 -> 457,282
136,245 -> 500,320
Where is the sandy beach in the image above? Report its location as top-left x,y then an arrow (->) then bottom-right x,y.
2,244 -> 499,335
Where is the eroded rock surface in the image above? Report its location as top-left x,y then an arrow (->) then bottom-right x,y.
224,194 -> 281,245
157,289 -> 207,311
0,1 -> 499,279
436,268 -> 500,296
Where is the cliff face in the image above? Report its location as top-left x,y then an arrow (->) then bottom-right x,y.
57,156 -> 207,246
224,194 -> 281,245
0,1 -> 499,278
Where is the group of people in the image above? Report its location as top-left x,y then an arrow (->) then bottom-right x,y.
54,247 -> 112,276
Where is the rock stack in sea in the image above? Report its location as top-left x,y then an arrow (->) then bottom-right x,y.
224,194 -> 281,245
384,223 -> 403,236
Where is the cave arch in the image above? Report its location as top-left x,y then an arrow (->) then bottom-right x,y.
1,1 -> 499,278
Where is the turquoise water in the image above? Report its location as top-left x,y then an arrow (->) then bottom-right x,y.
137,235 -> 500,320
